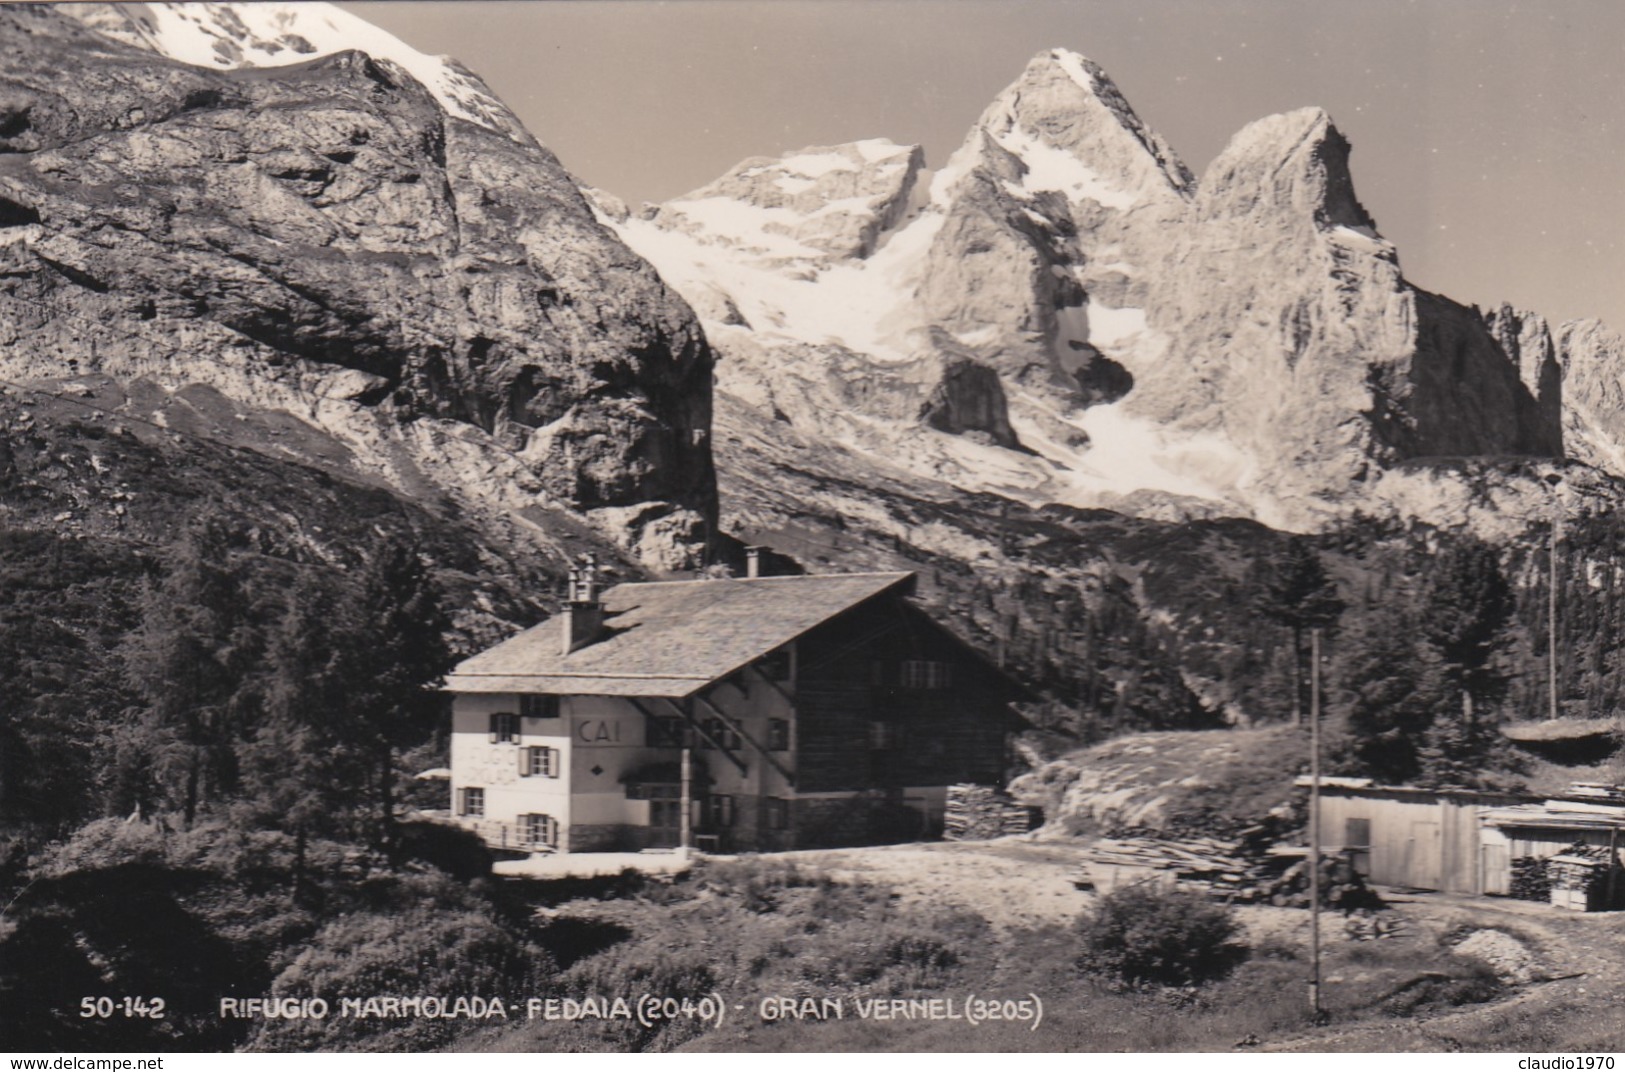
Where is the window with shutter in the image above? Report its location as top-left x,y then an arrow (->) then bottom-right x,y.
489,712 -> 520,743
767,719 -> 790,751
520,746 -> 558,777
459,787 -> 485,817
700,717 -> 740,751
522,813 -> 558,848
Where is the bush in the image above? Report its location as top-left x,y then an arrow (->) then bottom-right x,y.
693,858 -> 834,913
249,903 -> 552,1051
396,820 -> 491,882
1075,882 -> 1248,990
1380,954 -> 1503,1016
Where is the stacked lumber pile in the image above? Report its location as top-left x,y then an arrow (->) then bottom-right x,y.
1548,843 -> 1614,910
944,784 -> 1040,840
1509,856 -> 1552,902
1072,835 -> 1380,909
1075,835 -> 1257,897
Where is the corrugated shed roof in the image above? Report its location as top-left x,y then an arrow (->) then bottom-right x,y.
446,572 -> 916,698
1481,803 -> 1625,830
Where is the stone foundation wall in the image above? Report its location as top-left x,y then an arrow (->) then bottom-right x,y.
567,823 -> 645,853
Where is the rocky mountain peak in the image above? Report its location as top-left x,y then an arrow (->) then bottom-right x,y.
1,4 -> 718,568
1486,303 -> 1561,407
61,2 -> 537,147
947,48 -> 1194,210
1197,107 -> 1376,234
1555,318 -> 1625,471
652,139 -> 926,265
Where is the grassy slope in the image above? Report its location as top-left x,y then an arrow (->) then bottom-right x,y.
447,851 -> 1594,1054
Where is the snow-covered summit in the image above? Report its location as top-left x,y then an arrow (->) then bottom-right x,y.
63,2 -> 533,145
942,48 -> 1195,211
649,139 -> 926,266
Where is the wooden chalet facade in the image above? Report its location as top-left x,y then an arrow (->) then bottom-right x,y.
443,560 -> 1022,854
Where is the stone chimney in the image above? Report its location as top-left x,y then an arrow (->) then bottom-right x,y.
745,546 -> 766,579
561,553 -> 605,655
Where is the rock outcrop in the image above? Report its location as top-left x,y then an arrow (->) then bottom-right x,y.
0,4 -> 716,566
1556,318 -> 1625,473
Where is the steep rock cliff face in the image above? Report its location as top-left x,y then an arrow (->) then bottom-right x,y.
1556,318 -> 1625,473
1136,108 -> 1560,523
917,50 -> 1191,405
0,5 -> 715,565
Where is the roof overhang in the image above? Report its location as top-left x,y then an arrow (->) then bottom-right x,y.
442,673 -> 712,698
1481,807 -> 1625,831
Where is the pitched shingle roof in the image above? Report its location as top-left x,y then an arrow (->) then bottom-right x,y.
445,572 -> 916,697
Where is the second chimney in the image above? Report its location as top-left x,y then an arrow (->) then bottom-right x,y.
561,553 -> 605,655
745,546 -> 766,579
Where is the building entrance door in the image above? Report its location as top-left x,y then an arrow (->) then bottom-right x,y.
646,785 -> 682,848
1405,820 -> 1442,889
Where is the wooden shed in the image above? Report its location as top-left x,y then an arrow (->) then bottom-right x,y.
1301,779 -> 1530,894
1478,799 -> 1625,902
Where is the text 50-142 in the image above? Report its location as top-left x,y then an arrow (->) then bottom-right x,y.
80,997 -> 166,1020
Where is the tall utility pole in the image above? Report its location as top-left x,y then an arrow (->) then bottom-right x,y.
680,740 -> 693,858
1549,478 -> 1562,723
1308,627 -> 1323,1020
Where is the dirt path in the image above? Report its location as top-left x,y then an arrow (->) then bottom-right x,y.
1261,890 -> 1625,1051
785,839 -> 1092,931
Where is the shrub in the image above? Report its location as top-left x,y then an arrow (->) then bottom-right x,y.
29,817 -> 169,877
1075,882 -> 1248,989
1380,954 -> 1502,1016
694,858 -> 833,913
396,820 -> 491,882
249,904 -> 552,1052
795,918 -> 971,991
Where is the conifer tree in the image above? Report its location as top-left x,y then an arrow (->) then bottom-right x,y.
1253,537 -> 1344,724
1330,600 -> 1450,783
121,520 -> 258,826
240,570 -> 366,883
1416,539 -> 1514,785
1422,540 -> 1512,716
329,536 -> 453,854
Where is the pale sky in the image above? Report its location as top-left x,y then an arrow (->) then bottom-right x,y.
342,0 -> 1625,331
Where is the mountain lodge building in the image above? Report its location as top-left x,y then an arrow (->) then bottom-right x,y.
442,556 -> 1024,854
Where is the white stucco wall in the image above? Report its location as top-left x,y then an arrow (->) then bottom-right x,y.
447,645 -> 808,851
449,693 -> 572,848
